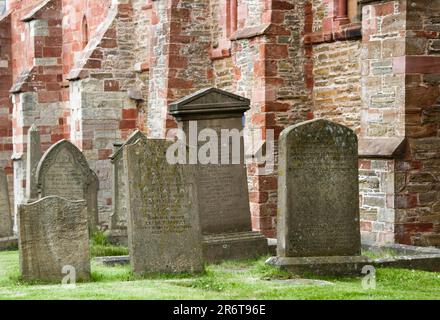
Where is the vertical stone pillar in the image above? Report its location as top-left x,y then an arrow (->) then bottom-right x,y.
25,124 -> 41,201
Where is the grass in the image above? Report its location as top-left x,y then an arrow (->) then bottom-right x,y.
90,231 -> 129,258
0,250 -> 439,300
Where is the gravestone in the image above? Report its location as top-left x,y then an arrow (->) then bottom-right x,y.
0,168 -> 12,238
124,138 -> 203,274
18,196 -> 90,282
26,124 -> 42,201
36,140 -> 99,231
267,119 -> 368,275
108,130 -> 147,244
169,88 -> 268,263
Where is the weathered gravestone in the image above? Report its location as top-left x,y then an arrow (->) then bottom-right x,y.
169,88 -> 268,263
18,196 -> 90,282
26,124 -> 42,201
36,140 -> 99,231
0,168 -> 13,238
124,138 -> 203,274
267,119 -> 368,275
107,130 -> 147,245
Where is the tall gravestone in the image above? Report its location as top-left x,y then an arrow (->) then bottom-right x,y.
108,130 -> 147,244
124,138 -> 203,274
36,140 -> 99,231
18,196 -> 90,282
267,119 -> 368,275
0,168 -> 12,238
26,124 -> 42,201
169,88 -> 268,263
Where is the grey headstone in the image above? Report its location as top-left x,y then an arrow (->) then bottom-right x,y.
26,124 -> 42,201
36,140 -> 99,231
124,138 -> 203,274
169,88 -> 268,262
277,119 -> 361,257
109,130 -> 147,231
169,88 -> 253,234
0,168 -> 12,238
18,196 -> 90,282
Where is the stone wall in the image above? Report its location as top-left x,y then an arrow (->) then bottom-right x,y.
68,2 -> 138,225
147,0 -> 213,138
312,40 -> 361,133
359,159 -> 395,244
394,1 -> 440,246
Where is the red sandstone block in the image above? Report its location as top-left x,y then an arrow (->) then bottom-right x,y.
360,221 -> 373,232
119,120 -> 137,130
168,78 -> 193,89
374,3 -> 394,17
101,39 -> 118,49
251,113 -> 276,126
256,176 -> 278,191
168,55 -> 188,69
271,0 -> 295,10
51,133 -> 64,143
249,191 -> 269,204
104,80 -> 120,92
395,222 -> 434,245
263,44 -> 288,59
98,149 -> 113,160
265,77 -> 284,86
38,91 -> 59,103
251,216 -> 274,232
396,194 -> 418,209
165,118 -> 178,130
84,59 -> 101,69
104,28 -> 117,39
169,35 -> 192,44
122,108 -> 138,119
359,160 -> 372,170
81,139 -> 93,151
261,101 -> 289,112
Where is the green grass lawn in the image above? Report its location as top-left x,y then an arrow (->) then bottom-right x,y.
0,250 -> 439,300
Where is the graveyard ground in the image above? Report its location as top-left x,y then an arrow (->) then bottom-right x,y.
0,250 -> 439,300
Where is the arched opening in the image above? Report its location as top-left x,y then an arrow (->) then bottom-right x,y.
81,15 -> 89,49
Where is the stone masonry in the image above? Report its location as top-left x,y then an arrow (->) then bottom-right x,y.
1,0 -> 440,246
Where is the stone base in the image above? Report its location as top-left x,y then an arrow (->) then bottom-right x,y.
420,234 -> 440,247
105,229 -> 128,247
0,237 -> 18,251
266,256 -> 371,276
203,231 -> 269,263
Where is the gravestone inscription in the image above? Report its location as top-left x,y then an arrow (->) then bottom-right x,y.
124,138 -> 203,274
36,140 -> 99,230
18,196 -> 90,282
267,119 -> 367,275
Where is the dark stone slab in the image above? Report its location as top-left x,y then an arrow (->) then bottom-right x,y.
170,88 -> 268,261
270,119 -> 365,275
18,196 -> 90,282
109,130 -> 147,232
124,138 -> 203,274
266,256 -> 371,276
36,140 -> 99,231
277,119 -> 361,258
203,232 -> 269,263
